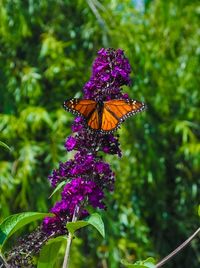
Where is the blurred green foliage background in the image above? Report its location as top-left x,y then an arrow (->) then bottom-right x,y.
0,0 -> 199,267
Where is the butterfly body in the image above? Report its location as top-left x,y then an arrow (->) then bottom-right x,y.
64,98 -> 146,133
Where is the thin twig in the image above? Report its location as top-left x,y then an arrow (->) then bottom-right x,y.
156,227 -> 200,267
62,206 -> 80,268
86,0 -> 109,47
93,0 -> 106,12
86,0 -> 105,27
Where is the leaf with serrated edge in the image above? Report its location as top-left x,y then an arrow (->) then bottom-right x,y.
0,212 -> 52,250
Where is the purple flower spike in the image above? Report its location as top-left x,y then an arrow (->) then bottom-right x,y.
84,48 -> 131,101
43,48 -> 132,235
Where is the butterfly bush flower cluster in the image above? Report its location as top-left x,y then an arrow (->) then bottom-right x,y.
6,48 -> 138,267
42,48 -> 131,235
84,48 -> 131,101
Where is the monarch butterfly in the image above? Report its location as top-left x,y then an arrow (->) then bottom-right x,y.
63,98 -> 146,133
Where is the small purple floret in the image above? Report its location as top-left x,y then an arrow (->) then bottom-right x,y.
65,136 -> 77,151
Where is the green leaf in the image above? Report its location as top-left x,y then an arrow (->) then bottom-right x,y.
37,236 -> 67,268
198,205 -> 200,217
66,221 -> 89,235
66,213 -> 105,238
49,181 -> 67,198
142,258 -> 156,268
0,212 -> 52,250
122,257 -> 156,268
87,213 -> 105,238
0,141 -> 11,151
121,259 -> 146,268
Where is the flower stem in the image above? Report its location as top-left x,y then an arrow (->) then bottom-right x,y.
62,231 -> 73,268
62,206 -> 80,268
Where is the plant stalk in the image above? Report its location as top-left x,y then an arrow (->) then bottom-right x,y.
62,205 -> 80,268
156,227 -> 200,267
0,252 -> 9,268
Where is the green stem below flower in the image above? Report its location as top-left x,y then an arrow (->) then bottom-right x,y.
62,206 -> 80,268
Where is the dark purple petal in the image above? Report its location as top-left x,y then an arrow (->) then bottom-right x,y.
42,216 -> 65,235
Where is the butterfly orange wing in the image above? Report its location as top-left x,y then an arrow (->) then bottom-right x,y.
87,109 -> 100,130
102,99 -> 146,132
64,98 -> 146,133
101,107 -> 119,132
63,99 -> 97,118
